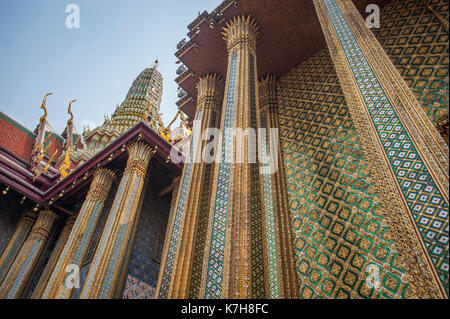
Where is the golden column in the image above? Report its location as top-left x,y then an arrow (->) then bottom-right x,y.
258,75 -> 299,298
31,215 -> 75,298
313,0 -> 449,298
164,74 -> 224,298
0,209 -> 58,298
0,210 -> 37,285
80,141 -> 154,299
200,15 -> 263,299
39,168 -> 115,299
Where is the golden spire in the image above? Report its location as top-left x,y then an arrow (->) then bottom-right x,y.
40,93 -> 53,124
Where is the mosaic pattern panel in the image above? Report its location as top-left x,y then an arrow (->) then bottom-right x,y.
121,186 -> 170,299
372,0 -> 449,143
323,0 -> 448,293
278,49 -> 410,298
205,52 -> 238,299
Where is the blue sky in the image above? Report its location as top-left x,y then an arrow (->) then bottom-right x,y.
0,0 -> 221,133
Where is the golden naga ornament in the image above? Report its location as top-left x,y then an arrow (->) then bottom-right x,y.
39,93 -> 53,124
67,99 -> 76,126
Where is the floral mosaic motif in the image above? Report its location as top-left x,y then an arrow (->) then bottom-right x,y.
323,0 -> 448,293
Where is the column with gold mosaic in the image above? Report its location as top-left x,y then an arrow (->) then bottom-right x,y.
40,168 -> 115,298
0,209 -> 58,298
258,75 -> 299,298
0,210 -> 37,286
313,0 -> 449,298
80,142 -> 153,299
31,215 -> 75,298
163,74 -> 224,298
199,15 -> 266,299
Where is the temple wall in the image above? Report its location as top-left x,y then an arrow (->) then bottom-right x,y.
372,0 -> 449,143
119,184 -> 171,299
277,0 -> 448,299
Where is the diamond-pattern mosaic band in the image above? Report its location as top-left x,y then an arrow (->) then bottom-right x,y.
204,52 -> 237,299
314,0 -> 449,297
249,53 -> 266,299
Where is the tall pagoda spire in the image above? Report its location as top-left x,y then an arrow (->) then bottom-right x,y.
105,61 -> 163,131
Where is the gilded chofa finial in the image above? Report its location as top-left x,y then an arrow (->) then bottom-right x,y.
67,100 -> 76,126
40,92 -> 53,123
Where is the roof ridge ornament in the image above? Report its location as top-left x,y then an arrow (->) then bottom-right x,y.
40,92 -> 53,124
67,99 -> 76,127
